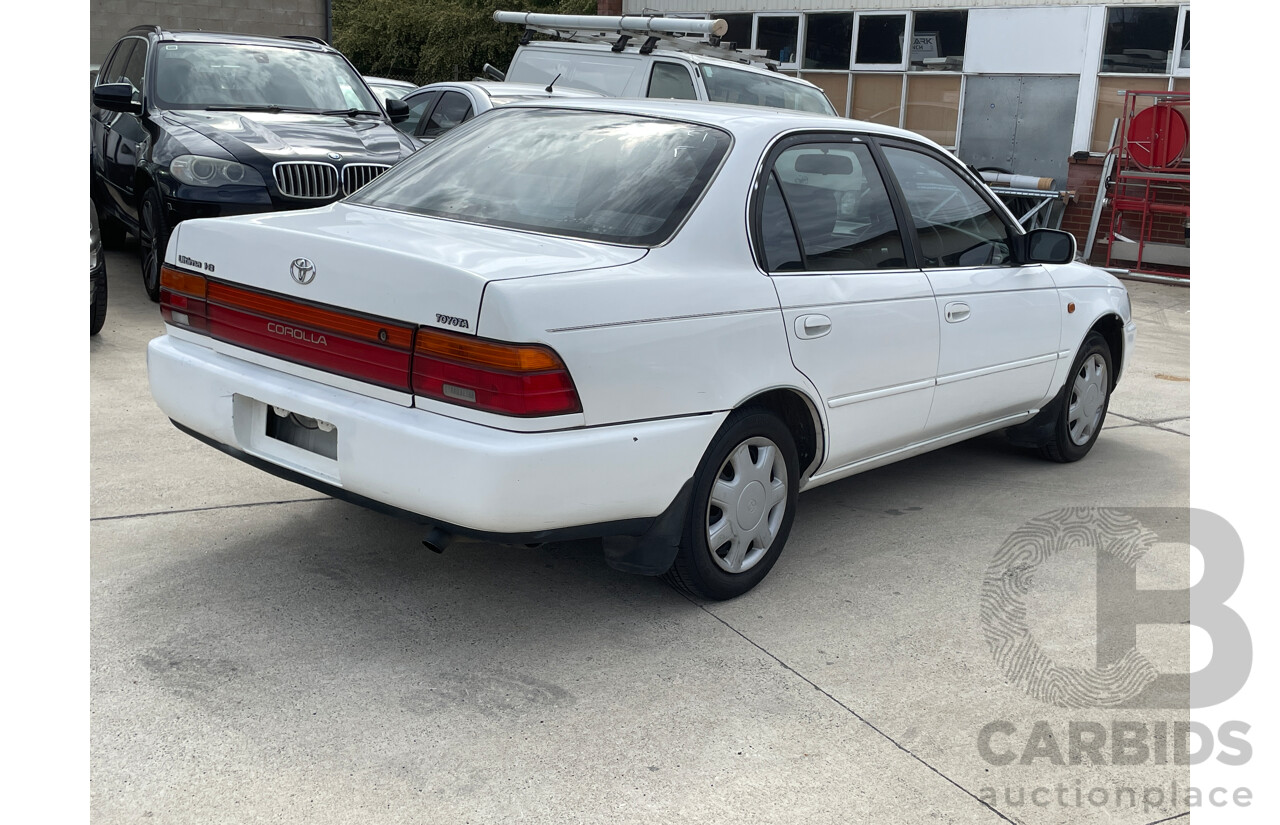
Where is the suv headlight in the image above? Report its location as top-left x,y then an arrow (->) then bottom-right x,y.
170,155 -> 265,187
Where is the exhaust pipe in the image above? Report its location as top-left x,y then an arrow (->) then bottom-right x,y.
421,526 -> 455,554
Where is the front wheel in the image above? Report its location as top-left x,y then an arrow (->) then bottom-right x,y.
1040,332 -> 1113,462
664,409 -> 800,600
138,187 -> 169,303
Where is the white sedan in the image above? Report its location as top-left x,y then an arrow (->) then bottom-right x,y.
148,99 -> 1135,599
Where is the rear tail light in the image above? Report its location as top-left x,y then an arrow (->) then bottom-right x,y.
160,266 -> 208,331
412,327 -> 582,417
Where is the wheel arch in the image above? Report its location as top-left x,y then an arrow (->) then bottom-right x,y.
1088,312 -> 1125,388
733,387 -> 825,482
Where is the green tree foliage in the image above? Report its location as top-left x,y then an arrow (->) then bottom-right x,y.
333,0 -> 596,85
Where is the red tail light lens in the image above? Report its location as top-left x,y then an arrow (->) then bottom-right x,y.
160,266 -> 208,331
412,328 -> 582,417
204,282 -> 417,392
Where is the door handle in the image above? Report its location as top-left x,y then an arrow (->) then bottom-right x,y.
944,302 -> 970,323
795,314 -> 832,339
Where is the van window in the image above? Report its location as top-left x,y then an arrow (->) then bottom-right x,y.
699,64 -> 835,115
648,62 -> 697,100
508,49 -> 642,96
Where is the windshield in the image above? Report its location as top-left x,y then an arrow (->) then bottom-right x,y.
151,42 -> 381,113
699,64 -> 835,115
351,108 -> 732,246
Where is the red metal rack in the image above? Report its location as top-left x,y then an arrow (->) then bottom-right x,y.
1104,90 -> 1190,279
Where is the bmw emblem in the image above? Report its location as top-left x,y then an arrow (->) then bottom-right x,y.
327,152 -> 342,161
290,257 -> 316,285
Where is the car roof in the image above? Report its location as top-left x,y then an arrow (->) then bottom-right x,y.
516,40 -> 823,91
408,81 -> 604,99
127,25 -> 335,53
488,96 -> 937,147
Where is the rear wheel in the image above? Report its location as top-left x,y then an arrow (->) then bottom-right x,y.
664,409 -> 799,600
139,187 -> 169,303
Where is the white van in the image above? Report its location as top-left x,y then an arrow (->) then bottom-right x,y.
494,12 -> 837,116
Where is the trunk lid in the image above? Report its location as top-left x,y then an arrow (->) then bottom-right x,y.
165,202 -> 645,395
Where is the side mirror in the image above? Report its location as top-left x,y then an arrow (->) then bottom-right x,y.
93,82 -> 141,114
385,98 -> 410,124
1019,228 -> 1076,265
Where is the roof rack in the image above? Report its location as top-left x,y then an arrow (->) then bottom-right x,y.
491,11 -> 779,70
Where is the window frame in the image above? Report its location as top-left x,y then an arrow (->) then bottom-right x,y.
753,12 -> 804,70
749,130 -> 921,276
1173,6 -> 1190,78
851,11 -> 912,72
875,137 -> 1024,272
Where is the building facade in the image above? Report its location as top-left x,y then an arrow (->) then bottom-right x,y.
91,1 -> 331,67
605,1 -> 1189,177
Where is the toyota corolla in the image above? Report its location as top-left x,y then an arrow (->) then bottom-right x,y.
147,99 -> 1135,599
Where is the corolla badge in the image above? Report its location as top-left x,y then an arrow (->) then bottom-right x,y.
290,257 -> 317,285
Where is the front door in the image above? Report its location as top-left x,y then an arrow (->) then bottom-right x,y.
878,141 -> 1062,435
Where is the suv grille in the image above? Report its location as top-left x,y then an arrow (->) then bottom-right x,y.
342,163 -> 391,196
273,162 -> 340,200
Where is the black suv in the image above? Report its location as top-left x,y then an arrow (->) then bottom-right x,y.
91,27 -> 416,301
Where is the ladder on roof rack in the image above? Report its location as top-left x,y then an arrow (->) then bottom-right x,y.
491,11 -> 779,70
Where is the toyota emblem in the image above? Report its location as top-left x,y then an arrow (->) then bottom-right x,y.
290,257 -> 316,285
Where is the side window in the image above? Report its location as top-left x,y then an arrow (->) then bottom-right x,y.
760,172 -> 803,272
120,39 -> 149,93
100,40 -> 136,86
648,62 -> 696,100
421,91 -> 473,139
763,141 -> 907,272
881,146 -> 1011,268
400,90 -> 440,136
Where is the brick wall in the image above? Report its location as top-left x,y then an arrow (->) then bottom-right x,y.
597,0 -> 623,15
1060,155 -> 1189,274
91,1 -> 329,65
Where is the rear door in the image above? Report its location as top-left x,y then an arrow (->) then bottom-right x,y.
757,134 -> 938,472
877,140 -> 1061,435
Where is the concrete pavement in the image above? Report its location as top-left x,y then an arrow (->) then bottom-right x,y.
92,247 -> 1191,824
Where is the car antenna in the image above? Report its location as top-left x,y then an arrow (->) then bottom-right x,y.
545,73 -> 561,93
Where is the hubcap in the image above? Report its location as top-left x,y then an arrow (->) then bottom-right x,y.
1068,354 -> 1108,446
705,437 -> 788,574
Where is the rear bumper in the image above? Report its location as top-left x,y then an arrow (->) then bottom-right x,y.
147,333 -> 723,539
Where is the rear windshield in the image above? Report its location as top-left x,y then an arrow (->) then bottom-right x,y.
699,64 -> 835,115
350,108 -> 732,246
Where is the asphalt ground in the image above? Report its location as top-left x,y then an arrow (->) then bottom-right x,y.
91,243 -> 1191,825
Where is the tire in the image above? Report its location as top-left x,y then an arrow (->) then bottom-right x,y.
138,187 -> 169,303
664,409 -> 800,600
97,209 -> 129,249
90,265 -> 108,336
1039,332 -> 1113,463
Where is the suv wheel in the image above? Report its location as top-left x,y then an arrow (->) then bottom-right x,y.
139,187 -> 169,303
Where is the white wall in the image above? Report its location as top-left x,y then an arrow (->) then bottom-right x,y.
964,6 -> 1093,74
